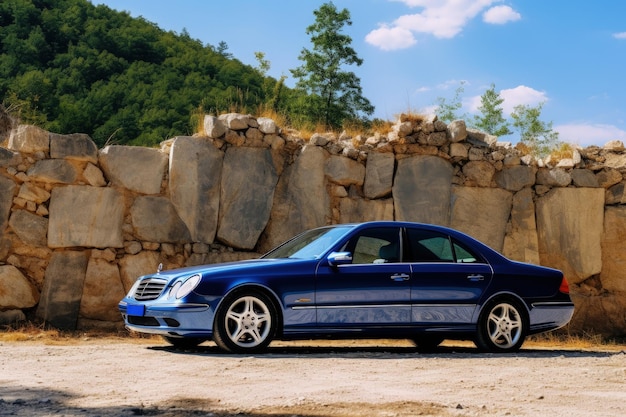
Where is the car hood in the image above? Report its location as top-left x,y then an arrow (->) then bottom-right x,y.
142,258 -> 311,282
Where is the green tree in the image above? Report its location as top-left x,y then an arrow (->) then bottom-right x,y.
434,81 -> 466,123
290,2 -> 374,128
472,83 -> 512,136
254,51 -> 287,113
216,41 -> 232,58
511,102 -> 560,157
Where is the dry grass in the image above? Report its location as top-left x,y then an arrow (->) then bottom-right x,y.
0,322 -> 160,345
527,331 -> 625,351
2,322 -> 623,351
548,142 -> 575,162
398,112 -> 426,124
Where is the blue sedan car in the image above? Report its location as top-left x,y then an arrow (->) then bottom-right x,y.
119,221 -> 574,353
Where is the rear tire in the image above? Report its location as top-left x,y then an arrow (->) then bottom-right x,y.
475,298 -> 526,352
213,290 -> 277,353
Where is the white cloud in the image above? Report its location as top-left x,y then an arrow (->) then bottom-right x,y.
613,32 -> 626,39
499,85 -> 548,114
365,25 -> 417,50
367,1 -> 519,50
483,5 -> 521,24
436,79 -> 468,90
467,95 -> 482,113
555,123 -> 626,147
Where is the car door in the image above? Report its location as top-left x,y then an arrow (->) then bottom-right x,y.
406,227 -> 493,325
315,226 -> 412,327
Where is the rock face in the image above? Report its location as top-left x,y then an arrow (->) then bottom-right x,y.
0,265 -> 38,309
48,186 -> 124,248
536,188 -> 604,284
169,136 -> 223,243
36,251 -> 88,329
1,115 -> 626,336
393,155 -> 453,225
218,147 -> 278,250
98,145 -> 167,194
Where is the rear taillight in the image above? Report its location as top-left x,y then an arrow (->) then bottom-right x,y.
559,277 -> 570,294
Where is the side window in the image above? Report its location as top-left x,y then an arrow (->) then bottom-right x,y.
453,240 -> 481,263
343,227 -> 401,264
406,229 -> 454,262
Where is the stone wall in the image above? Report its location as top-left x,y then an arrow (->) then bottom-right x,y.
0,113 -> 625,336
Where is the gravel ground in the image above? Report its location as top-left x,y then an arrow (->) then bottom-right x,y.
0,338 -> 625,417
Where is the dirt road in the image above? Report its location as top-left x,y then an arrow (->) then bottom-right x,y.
0,338 -> 624,416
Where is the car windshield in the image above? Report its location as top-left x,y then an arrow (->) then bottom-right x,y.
262,226 -> 353,259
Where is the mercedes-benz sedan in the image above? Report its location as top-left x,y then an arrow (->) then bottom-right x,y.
119,221 -> 574,353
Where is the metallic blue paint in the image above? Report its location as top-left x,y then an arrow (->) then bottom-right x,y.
119,221 -> 574,352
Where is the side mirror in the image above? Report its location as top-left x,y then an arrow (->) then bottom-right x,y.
327,251 -> 352,267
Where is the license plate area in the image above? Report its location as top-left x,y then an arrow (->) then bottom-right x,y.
127,304 -> 145,316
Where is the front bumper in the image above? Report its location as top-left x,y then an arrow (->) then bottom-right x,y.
119,300 -> 215,338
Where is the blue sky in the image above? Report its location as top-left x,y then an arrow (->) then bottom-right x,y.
93,0 -> 626,147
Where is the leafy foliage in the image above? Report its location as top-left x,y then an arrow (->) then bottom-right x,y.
511,102 -> 560,157
290,2 -> 374,129
471,84 -> 512,137
434,81 -> 467,123
0,0 -> 285,147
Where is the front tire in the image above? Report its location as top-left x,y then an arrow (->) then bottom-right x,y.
475,298 -> 526,353
213,290 -> 277,353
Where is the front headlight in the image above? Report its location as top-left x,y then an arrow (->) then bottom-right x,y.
169,274 -> 201,299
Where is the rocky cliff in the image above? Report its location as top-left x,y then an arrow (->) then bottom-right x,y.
0,113 -> 625,336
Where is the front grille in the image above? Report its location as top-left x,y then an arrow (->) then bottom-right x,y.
128,316 -> 160,326
133,278 -> 167,301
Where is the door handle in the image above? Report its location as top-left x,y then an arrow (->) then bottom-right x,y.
390,273 -> 410,281
467,274 -> 485,281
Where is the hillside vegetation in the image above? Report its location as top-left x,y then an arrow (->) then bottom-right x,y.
0,0 -> 299,147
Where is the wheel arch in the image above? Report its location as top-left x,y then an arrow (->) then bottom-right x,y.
474,291 -> 530,324
214,283 -> 285,337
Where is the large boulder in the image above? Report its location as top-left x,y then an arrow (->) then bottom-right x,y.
0,176 -> 15,233
8,125 -> 49,154
79,258 -> 125,322
462,161 -> 495,187
36,251 -> 89,330
49,133 -> 98,163
8,209 -> 48,246
536,188 -> 604,284
98,145 -> 168,194
130,196 -> 191,243
169,136 -> 223,243
217,147 -> 278,250
0,147 -> 20,167
450,186 -> 512,252
502,188 -> 540,264
338,198 -> 394,223
27,159 -> 78,184
118,251 -> 161,292
261,145 -> 330,251
203,115 -> 227,138
0,265 -> 39,309
48,186 -> 125,248
601,207 -> 626,293
324,155 -> 365,186
363,152 -> 395,199
393,155 -> 453,225
17,182 -> 50,204
495,165 -> 536,192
